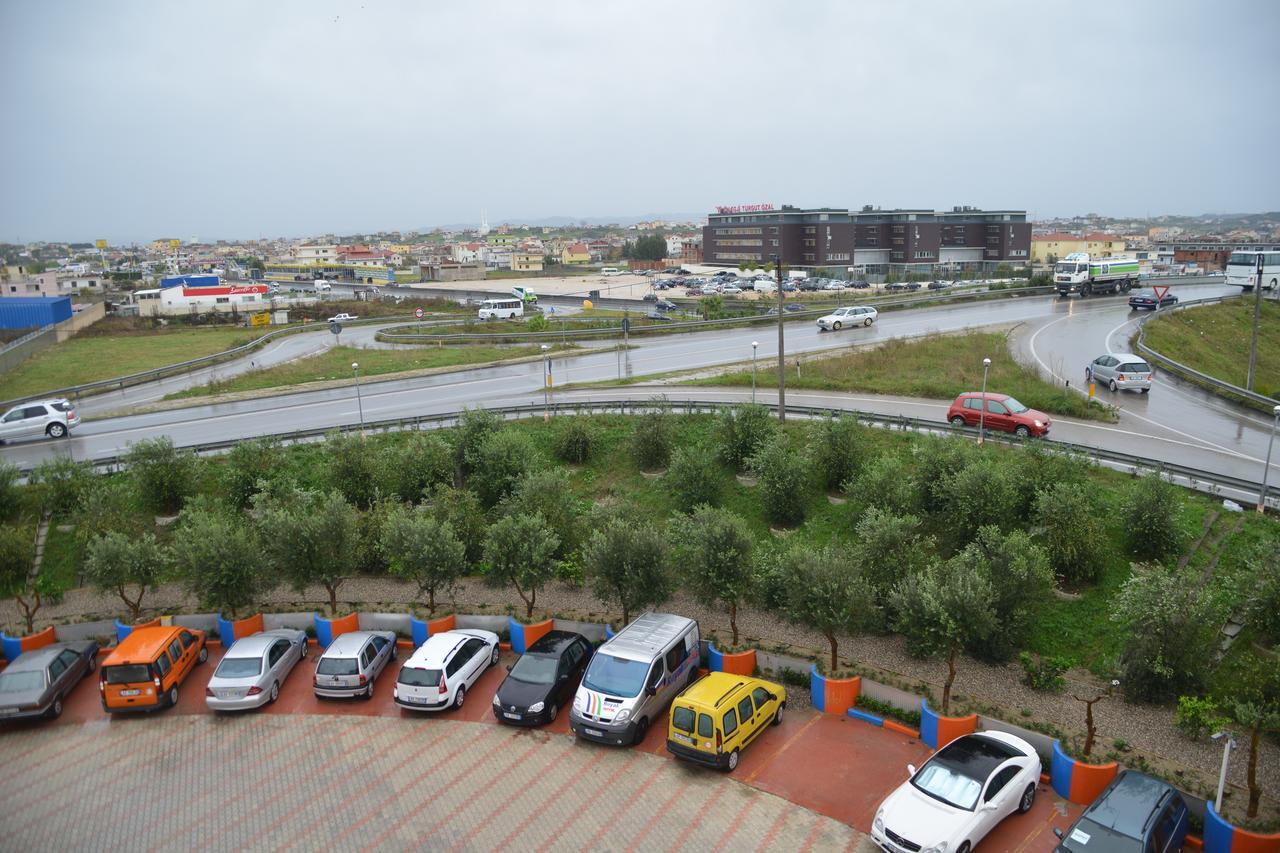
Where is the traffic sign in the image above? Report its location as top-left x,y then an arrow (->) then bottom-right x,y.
1152,285 -> 1169,303
414,307 -> 424,319
329,322 -> 342,335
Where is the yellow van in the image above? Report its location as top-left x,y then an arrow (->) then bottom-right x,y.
666,672 -> 785,771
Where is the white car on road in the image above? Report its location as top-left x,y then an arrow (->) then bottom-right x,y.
0,398 -> 80,443
328,313 -> 358,324
872,731 -> 1042,853
206,629 -> 308,710
817,306 -> 878,331
393,629 -> 500,712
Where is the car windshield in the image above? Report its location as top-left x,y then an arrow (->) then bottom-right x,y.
215,657 -> 262,678
509,654 -> 558,685
912,762 -> 982,810
581,653 -> 647,698
317,657 -> 358,676
1054,817 -> 1136,853
1003,397 -> 1029,413
672,706 -> 696,734
102,664 -> 151,684
0,671 -> 45,692
397,666 -> 441,687
1120,362 -> 1151,373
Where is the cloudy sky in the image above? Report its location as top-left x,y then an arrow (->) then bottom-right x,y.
2,0 -> 1277,243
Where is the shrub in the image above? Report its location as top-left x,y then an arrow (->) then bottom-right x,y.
844,453 -> 915,515
1241,538 -> 1280,647
0,462 -> 21,521
525,313 -> 549,332
386,431 -> 453,501
812,416 -> 865,492
716,403 -> 774,471
30,455 -> 94,516
750,435 -> 811,526
665,445 -> 722,513
455,407 -> 502,477
554,418 -> 597,464
1034,482 -> 1109,586
855,695 -> 923,728
940,457 -> 1020,543
1019,652 -> 1070,692
468,430 -> 542,508
1119,473 -> 1185,562
850,507 -> 933,608
776,667 -> 809,689
911,437 -> 977,515
126,437 -> 198,514
1175,695 -> 1228,740
324,430 -> 382,508
630,400 -> 673,470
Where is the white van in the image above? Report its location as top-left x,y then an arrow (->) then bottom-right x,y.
478,298 -> 524,320
600,267 -> 621,277
569,612 -> 699,746
313,280 -> 332,292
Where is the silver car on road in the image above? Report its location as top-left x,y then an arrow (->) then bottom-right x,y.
1085,352 -> 1153,393
0,398 -> 80,443
206,629 -> 309,710
313,630 -> 398,700
0,640 -> 99,721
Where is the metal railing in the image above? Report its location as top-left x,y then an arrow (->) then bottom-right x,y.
34,398 -> 1271,506
1133,295 -> 1280,411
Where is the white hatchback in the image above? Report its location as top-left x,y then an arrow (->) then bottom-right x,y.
393,629 -> 500,712
817,306 -> 878,331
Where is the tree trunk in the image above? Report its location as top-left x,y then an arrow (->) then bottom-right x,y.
511,577 -> 532,621
942,646 -> 957,714
16,588 -> 40,635
1083,701 -> 1096,758
729,600 -> 739,647
622,605 -> 629,627
326,583 -> 338,617
527,586 -> 536,621
426,587 -> 436,614
1247,722 -> 1261,818
826,632 -> 838,673
120,585 -> 143,622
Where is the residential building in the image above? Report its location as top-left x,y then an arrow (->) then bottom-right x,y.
561,242 -> 590,265
512,253 -> 544,273
421,261 -> 485,282
1031,234 -> 1127,264
290,244 -> 339,264
1155,240 -> 1280,271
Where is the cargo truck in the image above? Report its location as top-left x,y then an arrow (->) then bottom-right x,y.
1054,253 -> 1140,296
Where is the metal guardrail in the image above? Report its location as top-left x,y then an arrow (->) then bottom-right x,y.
1133,295 -> 1280,411
40,398 -> 1270,505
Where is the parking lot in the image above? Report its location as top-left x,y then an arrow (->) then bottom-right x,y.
0,643 -> 1079,850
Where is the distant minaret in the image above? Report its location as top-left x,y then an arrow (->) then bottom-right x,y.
479,210 -> 491,237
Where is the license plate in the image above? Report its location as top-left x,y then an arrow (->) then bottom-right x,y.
503,712 -> 520,720
584,727 -> 603,737
120,689 -> 140,696
0,708 -> 16,715
673,733 -> 693,745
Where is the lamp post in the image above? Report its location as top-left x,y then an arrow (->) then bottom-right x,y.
751,341 -> 759,403
1212,731 -> 1236,813
541,344 -> 551,419
351,362 -> 365,431
1258,403 -> 1280,513
978,357 -> 991,444
772,254 -> 785,422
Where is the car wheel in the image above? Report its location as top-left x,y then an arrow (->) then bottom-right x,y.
490,644 -> 499,667
1018,783 -> 1036,813
362,679 -> 374,700
47,697 -> 63,719
46,422 -> 67,438
198,646 -> 208,664
167,686 -> 179,707
1084,368 -> 1092,382
454,685 -> 466,709
269,681 -> 280,704
87,655 -> 96,672
864,317 -> 873,327
547,703 -> 558,723
772,703 -> 785,726
957,844 -> 970,853
1140,387 -> 1149,394
1109,379 -> 1118,392
726,749 -> 740,772
950,416 -> 966,428
832,321 -> 841,330
1015,425 -> 1031,438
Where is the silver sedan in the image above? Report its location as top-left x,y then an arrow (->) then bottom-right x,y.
205,629 -> 308,710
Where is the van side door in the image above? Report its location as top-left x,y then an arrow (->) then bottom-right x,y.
168,637 -> 192,684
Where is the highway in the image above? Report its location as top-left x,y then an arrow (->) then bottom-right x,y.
3,280 -> 1275,496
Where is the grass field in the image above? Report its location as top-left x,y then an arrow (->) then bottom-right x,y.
164,344 -> 565,399
0,327 -> 267,401
1141,297 -> 1279,399
685,331 -> 1117,422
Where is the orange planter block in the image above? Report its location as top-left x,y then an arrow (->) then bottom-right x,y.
883,720 -> 921,738
1068,758 -> 1119,805
523,619 -> 553,648
719,648 -> 757,676
427,614 -> 456,635
20,625 -> 57,653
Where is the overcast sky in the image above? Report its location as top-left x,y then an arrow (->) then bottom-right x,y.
2,0 -> 1277,243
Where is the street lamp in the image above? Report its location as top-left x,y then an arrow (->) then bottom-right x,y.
978,357 -> 992,444
1258,403 -> 1280,513
751,341 -> 759,403
541,344 -> 551,419
1212,731 -> 1236,813
351,362 -> 365,431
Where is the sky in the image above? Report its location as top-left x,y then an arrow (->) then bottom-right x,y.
1,0 -> 1278,244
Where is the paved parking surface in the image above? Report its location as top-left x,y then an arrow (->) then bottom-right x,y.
0,643 -> 1078,851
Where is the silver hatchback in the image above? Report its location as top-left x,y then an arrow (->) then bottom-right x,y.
0,398 -> 80,443
313,630 -> 397,700
1086,353 -> 1153,393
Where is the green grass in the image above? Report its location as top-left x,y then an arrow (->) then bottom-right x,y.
164,344 -> 566,399
684,331 -> 1118,422
1142,297 -> 1280,398
0,327 -> 269,400
38,521 -> 84,597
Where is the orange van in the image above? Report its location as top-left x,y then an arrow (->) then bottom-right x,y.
100,625 -> 207,712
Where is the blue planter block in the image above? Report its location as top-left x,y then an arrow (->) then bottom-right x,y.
847,708 -> 884,727
313,613 -> 333,647
1050,740 -> 1074,800
410,615 -> 429,648
707,644 -> 725,672
0,634 -> 21,662
810,664 -> 825,713
919,698 -> 940,749
508,617 -> 527,654
1202,802 -> 1236,853
113,619 -> 134,645
215,614 -> 236,644
605,625 -> 616,640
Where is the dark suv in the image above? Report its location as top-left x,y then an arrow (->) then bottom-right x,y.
1054,771 -> 1188,853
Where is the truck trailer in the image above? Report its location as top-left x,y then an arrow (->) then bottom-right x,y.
1054,253 -> 1140,296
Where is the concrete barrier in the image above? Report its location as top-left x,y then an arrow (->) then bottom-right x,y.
215,613 -> 264,644
810,665 -> 861,715
707,643 -> 756,675
113,617 -> 160,645
1203,802 -> 1280,853
314,612 -> 359,647
507,617 -> 553,654
920,699 -> 978,749
409,614 -> 456,647
1050,740 -> 1119,805
0,625 -> 57,661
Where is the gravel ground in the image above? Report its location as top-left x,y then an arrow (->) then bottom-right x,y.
3,576 -> 1275,810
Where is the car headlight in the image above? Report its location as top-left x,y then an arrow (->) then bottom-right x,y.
528,701 -> 544,714
614,708 -> 631,723
1034,420 -> 1044,428
873,809 -> 884,833
573,693 -> 585,712
492,694 -> 501,707
920,844 -> 948,853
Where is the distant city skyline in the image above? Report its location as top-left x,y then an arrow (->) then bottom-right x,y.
2,0 -> 1278,244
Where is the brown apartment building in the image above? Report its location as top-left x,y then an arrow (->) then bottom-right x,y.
703,205 -> 1031,277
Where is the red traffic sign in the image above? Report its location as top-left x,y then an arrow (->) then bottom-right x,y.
1152,285 -> 1169,302
414,307 -> 424,319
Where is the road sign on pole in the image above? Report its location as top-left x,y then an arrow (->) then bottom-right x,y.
1152,284 -> 1169,303
414,307 -> 424,319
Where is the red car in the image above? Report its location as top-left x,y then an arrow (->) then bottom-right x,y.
946,392 -> 1051,438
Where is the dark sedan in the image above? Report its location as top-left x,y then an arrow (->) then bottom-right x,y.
492,630 -> 592,726
0,640 -> 99,721
1128,289 -> 1178,310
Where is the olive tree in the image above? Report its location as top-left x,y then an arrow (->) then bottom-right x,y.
630,400 -> 674,470
1241,538 -> 1280,647
499,468 -> 581,561
582,518 -> 671,626
30,455 -> 95,516
381,506 -> 466,613
0,525 -> 40,633
172,507 -> 270,618
469,430 -> 542,508
669,506 -> 754,646
1119,473 -> 1185,562
1222,659 -> 1280,819
778,544 -> 878,671
82,531 -> 168,621
750,435 -> 811,526
850,507 -> 934,608
385,431 -> 453,502
253,487 -> 361,616
324,430 -> 383,509
483,512 -> 559,620
716,403 -> 775,471
455,406 -> 503,479
665,445 -> 722,513
812,415 -> 865,493
220,438 -> 285,510
1034,482 -> 1109,586
957,526 -> 1053,661
126,437 -> 198,514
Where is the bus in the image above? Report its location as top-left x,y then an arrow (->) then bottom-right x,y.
1225,250 -> 1280,292
477,298 -> 524,320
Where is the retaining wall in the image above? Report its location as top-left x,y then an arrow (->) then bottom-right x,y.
507,617 -> 553,654
313,612 -> 359,646
707,644 -> 756,675
919,699 -> 978,749
809,665 -> 861,715
1050,740 -> 1119,805
215,613 -> 264,644
1203,801 -> 1280,853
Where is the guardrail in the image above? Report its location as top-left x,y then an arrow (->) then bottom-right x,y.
33,398 -> 1271,506
1133,294 -> 1280,412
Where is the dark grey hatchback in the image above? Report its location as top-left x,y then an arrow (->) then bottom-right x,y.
492,630 -> 592,726
1054,770 -> 1188,853
0,640 -> 100,721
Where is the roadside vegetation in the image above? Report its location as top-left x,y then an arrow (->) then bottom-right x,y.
4,407 -> 1278,823
1141,297 -> 1279,399
685,331 -> 1117,422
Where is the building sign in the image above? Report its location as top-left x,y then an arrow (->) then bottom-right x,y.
715,204 -> 776,214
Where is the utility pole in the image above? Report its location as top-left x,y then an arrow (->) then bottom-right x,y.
1247,254 -> 1264,391
773,254 -> 786,422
